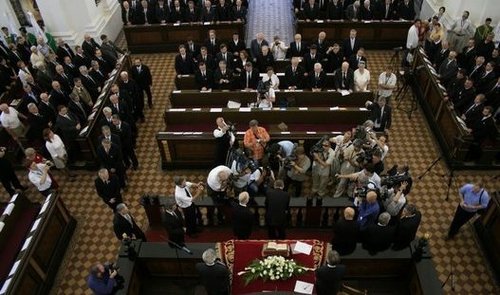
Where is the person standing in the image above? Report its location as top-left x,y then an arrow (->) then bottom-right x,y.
232,192 -> 254,239
162,197 -> 187,248
446,183 -> 490,240
195,248 -> 230,295
87,263 -> 118,295
28,161 -> 55,197
95,168 -> 123,212
130,58 -> 153,109
174,175 -> 204,237
284,147 -> 311,198
213,117 -> 235,167
43,128 -> 76,179
113,203 -> 147,241
331,207 -> 360,255
315,250 -> 346,295
0,147 -> 26,195
311,139 -> 334,206
97,138 -> 126,188
243,119 -> 270,163
447,11 -> 473,53
265,180 -> 290,239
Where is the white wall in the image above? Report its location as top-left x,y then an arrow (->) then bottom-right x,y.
0,0 -> 21,35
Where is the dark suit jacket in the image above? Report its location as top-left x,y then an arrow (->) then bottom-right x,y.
130,65 -> 153,89
433,48 -> 450,68
185,42 -> 201,58
204,38 -> 221,56
169,6 -> 185,22
80,74 -> 100,100
284,65 -> 306,89
175,53 -> 195,74
134,8 -> 157,24
113,213 -> 146,240
162,209 -> 185,246
308,71 -> 327,90
68,100 -> 90,124
110,101 -> 134,126
303,3 -> 320,20
232,5 -> 247,21
95,175 -> 122,210
458,47 -> 476,71
393,212 -> 421,250
475,71 -> 496,93
227,40 -> 246,55
326,2 -> 343,20
239,69 -> 259,89
287,41 -> 308,58
183,7 -> 200,22
113,121 -> 134,151
332,219 -> 360,255
342,37 -> 362,59
98,133 -> 122,149
82,39 -> 101,58
256,53 -> 274,73
312,39 -> 330,55
348,54 -> 368,70
195,262 -> 230,295
361,5 -> 374,20
398,2 -> 415,20
345,4 -> 360,20
303,52 -> 323,72
265,188 -> 290,226
438,59 -> 458,85
89,69 -> 106,88
54,72 -> 74,94
315,264 -> 346,295
215,52 -> 233,69
26,113 -> 50,142
232,204 -> 254,239
56,43 -> 75,61
201,7 -> 218,22
368,103 -> 392,131
250,39 -> 269,59
196,53 -> 216,70
363,223 -> 396,253
195,69 -> 215,90
213,68 -> 234,90
38,101 -> 57,124
334,69 -> 355,91
97,142 -> 124,172
122,7 -> 135,24
50,89 -> 71,107
216,4 -> 232,21
472,116 -> 497,143
73,53 -> 91,69
462,103 -> 484,128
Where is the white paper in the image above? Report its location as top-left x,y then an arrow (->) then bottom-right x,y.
192,132 -> 203,135
30,218 -> 41,233
281,131 -> 291,134
316,20 -> 324,23
340,90 -> 350,96
0,278 -> 11,294
299,107 -> 308,110
192,108 -> 201,111
173,22 -> 180,26
21,236 -> 32,251
183,132 -> 193,135
306,131 -> 316,134
210,108 -> 223,112
200,89 -> 212,93
293,241 -> 313,255
9,194 -> 18,203
173,132 -> 183,135
39,201 -> 49,214
262,107 -> 272,111
327,89 -> 336,92
3,204 -> 14,216
330,107 -> 339,110
169,108 -> 186,112
239,107 -> 251,112
294,280 -> 314,294
203,22 -> 210,25
359,107 -> 368,111
172,90 -> 181,93
8,260 -> 20,276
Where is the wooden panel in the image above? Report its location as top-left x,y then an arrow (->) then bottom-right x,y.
33,210 -> 65,270
16,263 -> 43,295
130,31 -> 162,44
379,28 -> 409,41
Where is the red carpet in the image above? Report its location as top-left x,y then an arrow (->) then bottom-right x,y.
220,240 -> 325,294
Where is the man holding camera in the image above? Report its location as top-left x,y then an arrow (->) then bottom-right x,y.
243,119 -> 270,163
333,139 -> 364,198
207,165 -> 233,223
285,146 -> 311,198
311,140 -> 334,206
213,117 -> 235,167
87,262 -> 120,295
28,160 -> 55,197
174,175 -> 204,237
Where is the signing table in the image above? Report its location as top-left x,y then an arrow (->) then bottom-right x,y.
220,240 -> 325,294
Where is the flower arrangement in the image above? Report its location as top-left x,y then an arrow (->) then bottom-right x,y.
237,255 -> 312,285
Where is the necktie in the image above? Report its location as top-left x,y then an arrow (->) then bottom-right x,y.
292,67 -> 296,74
343,72 -> 346,87
379,107 -> 384,122
297,43 -> 300,52
115,103 -> 119,111
144,9 -> 148,23
185,188 -> 192,198
351,38 -> 355,49
125,214 -> 133,225
246,72 -> 250,88
87,75 -> 96,84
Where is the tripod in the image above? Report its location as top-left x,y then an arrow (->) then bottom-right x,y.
395,71 -> 418,119
441,256 -> 456,291
417,155 -> 456,201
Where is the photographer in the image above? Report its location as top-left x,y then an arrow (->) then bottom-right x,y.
87,262 -> 120,295
267,140 -> 295,179
243,119 -> 270,162
284,147 -> 311,198
329,130 -> 353,179
213,117 -> 235,167
382,181 -> 408,218
336,164 -> 381,200
333,139 -> 364,198
28,160 -> 55,197
247,164 -> 275,197
207,165 -> 233,201
311,139 -> 334,206
271,35 -> 288,60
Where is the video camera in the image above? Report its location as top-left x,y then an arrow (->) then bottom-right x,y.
309,135 -> 329,156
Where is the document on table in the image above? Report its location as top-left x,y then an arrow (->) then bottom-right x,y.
294,280 -> 314,294
340,90 -> 350,96
293,241 -> 312,255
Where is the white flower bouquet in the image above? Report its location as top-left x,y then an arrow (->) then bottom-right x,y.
237,255 -> 312,285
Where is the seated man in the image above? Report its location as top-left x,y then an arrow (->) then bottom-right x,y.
331,207 -> 360,255
239,62 -> 259,90
393,204 -> 422,250
334,62 -> 354,92
195,248 -> 230,295
213,60 -> 234,90
194,61 -> 214,91
363,212 -> 395,253
303,44 -> 323,73
175,45 -> 195,75
461,94 -> 486,128
284,57 -> 306,90
315,250 -> 346,295
438,51 -> 458,87
308,62 -> 327,91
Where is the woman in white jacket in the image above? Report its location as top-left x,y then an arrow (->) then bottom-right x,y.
43,128 -> 75,178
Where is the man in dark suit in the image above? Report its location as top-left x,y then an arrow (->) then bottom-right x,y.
130,58 -> 153,108
303,44 -> 323,72
38,93 -> 57,124
381,0 -> 398,20
239,62 -> 259,90
458,38 -> 477,71
204,30 -> 221,57
113,203 -> 147,241
250,32 -> 269,60
74,46 -> 92,69
308,62 -> 327,91
112,114 -> 139,170
201,0 -> 218,22
334,62 -> 355,92
170,0 -> 185,22
438,51 -> 459,87
393,204 -> 421,250
68,94 -> 90,124
287,33 -> 308,58
315,250 -> 346,295
228,32 -> 246,57
216,0 -> 232,21
284,57 -> 306,89
331,207 -> 360,255
475,61 -> 497,94
195,61 -> 215,91
162,197 -> 186,247
56,38 -> 75,62
89,61 -> 107,88
348,48 -> 368,70
122,0 -> 135,25
119,71 -> 144,122
450,78 -> 476,113
19,84 -> 40,114
195,248 -> 230,295
367,96 -> 392,132
135,0 -> 157,24
82,34 -> 101,59
363,212 -> 395,253
213,60 -> 234,90
26,103 -> 50,145
54,65 -> 74,94
466,106 -> 497,161
50,81 -> 71,107
265,180 -> 290,239
98,125 -> 122,149
312,31 -> 330,56
196,46 -> 216,70
109,93 -> 136,138
97,138 -> 126,188
183,0 -> 200,22
303,0 -> 320,21
63,56 -> 80,78
345,0 -> 361,20
232,0 -> 247,22
215,44 -> 233,69
342,29 -> 363,59
95,168 -> 123,211
79,65 -> 101,101
185,39 -> 201,58
485,77 -> 499,108
433,42 -> 450,68
461,94 -> 486,128
232,192 -> 254,239
175,45 -> 195,75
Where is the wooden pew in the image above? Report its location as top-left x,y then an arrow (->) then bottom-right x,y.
296,20 -> 412,49
411,48 -> 500,169
0,192 -> 76,294
124,22 -> 245,53
169,90 -> 373,108
163,107 -> 370,132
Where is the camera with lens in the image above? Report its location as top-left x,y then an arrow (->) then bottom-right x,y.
257,79 -> 271,95
283,155 -> 297,170
309,136 -> 329,156
225,121 -> 236,133
45,161 -> 54,167
104,262 -> 125,289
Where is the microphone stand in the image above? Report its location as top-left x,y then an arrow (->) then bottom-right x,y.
161,235 -> 193,288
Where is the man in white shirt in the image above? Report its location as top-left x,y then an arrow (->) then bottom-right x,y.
174,175 -> 204,236
213,117 -> 235,166
377,66 -> 397,102
406,18 -> 421,50
271,35 -> 288,60
28,161 -> 53,197
207,164 -> 233,224
0,104 -> 26,142
448,11 -> 473,53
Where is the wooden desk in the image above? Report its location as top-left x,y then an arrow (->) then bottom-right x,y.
124,22 -> 245,53
296,20 -> 412,49
169,90 -> 372,108
411,48 -> 500,169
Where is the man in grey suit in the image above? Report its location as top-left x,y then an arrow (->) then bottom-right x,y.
250,32 -> 269,61
265,180 -> 290,239
438,51 -> 459,87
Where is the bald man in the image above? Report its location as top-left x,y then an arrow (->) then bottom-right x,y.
357,191 -> 380,230
332,207 -> 360,255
